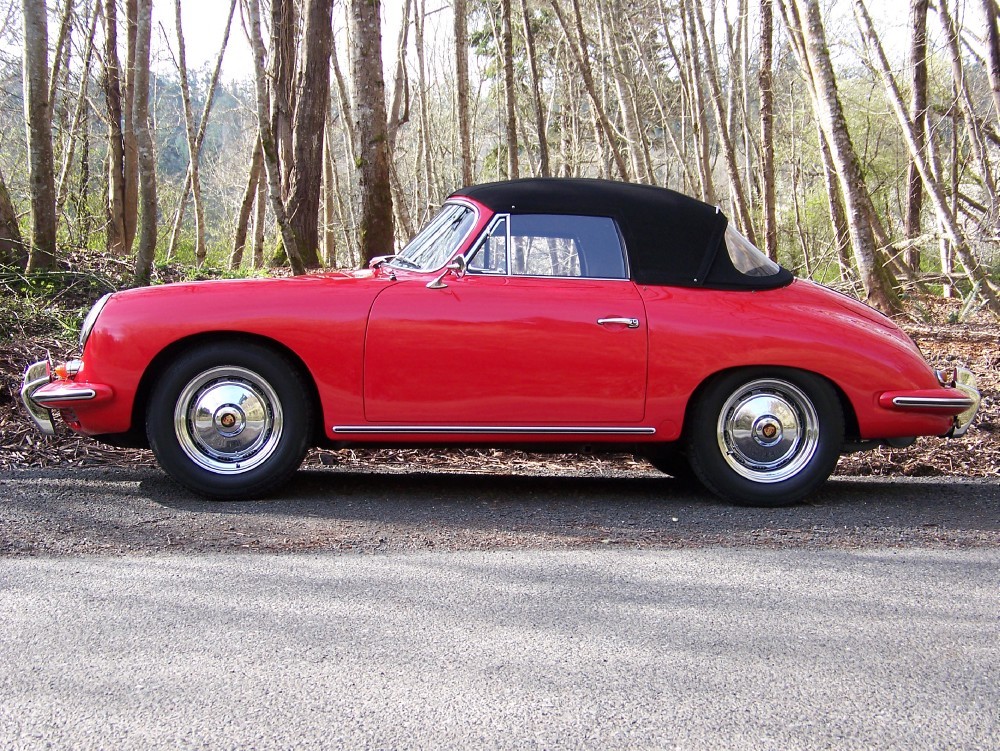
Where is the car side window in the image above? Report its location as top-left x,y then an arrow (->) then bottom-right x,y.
467,218 -> 508,274
468,214 -> 627,279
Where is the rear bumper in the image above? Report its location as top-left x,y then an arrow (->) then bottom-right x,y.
878,367 -> 980,438
20,359 -> 114,435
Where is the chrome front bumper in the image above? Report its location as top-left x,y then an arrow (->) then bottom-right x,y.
20,359 -> 56,435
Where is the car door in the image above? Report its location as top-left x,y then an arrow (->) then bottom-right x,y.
362,214 -> 648,426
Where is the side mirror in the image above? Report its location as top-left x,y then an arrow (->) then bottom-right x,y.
368,254 -> 396,269
426,256 -> 467,289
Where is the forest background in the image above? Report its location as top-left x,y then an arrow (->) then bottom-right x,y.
0,0 -> 997,475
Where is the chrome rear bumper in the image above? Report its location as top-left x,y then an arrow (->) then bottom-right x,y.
946,367 -> 980,438
20,359 -> 55,436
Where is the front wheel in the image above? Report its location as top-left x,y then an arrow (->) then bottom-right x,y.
687,369 -> 844,506
146,342 -> 312,499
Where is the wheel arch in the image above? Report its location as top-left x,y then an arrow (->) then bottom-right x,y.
680,364 -> 860,443
131,331 -> 325,446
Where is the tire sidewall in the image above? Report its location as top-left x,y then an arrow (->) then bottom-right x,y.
147,342 -> 311,499
687,368 -> 844,507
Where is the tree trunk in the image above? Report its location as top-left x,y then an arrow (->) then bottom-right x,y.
795,0 -> 900,314
985,0 -> 1000,127
271,0 -> 298,200
246,0 -> 306,275
519,0 -> 549,177
690,0 -> 757,244
165,0 -> 236,261
500,0 -> 519,179
174,0 -> 206,265
853,0 -> 1000,314
323,127 -> 337,266
759,0 -> 778,261
22,0 -> 58,272
350,0 -> 395,264
0,165 -> 25,266
550,0 -> 629,181
231,139 -> 263,269
286,0 -> 333,268
102,0 -> 127,254
132,0 -> 157,286
454,0 -> 473,185
903,0 -> 928,274
122,0 -> 138,252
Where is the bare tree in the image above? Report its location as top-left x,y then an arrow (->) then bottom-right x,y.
286,0 -> 334,267
350,0 -> 394,264
519,0 -> 549,176
132,0 -> 157,286
903,0 -> 928,274
0,165 -> 25,265
759,0 -> 777,261
454,0 -> 473,185
793,0 -> 899,314
500,0 -> 519,179
246,0 -> 306,274
22,0 -> 57,272
174,0 -> 206,264
231,139 -> 263,269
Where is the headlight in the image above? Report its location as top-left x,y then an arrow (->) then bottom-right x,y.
79,293 -> 112,350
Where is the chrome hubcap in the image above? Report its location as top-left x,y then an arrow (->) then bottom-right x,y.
717,378 -> 819,483
174,366 -> 283,474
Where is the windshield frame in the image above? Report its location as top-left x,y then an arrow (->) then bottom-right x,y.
387,199 -> 481,273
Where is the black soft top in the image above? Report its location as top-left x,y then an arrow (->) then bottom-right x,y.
451,178 -> 793,290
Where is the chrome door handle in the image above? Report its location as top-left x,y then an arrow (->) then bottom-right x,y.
597,317 -> 640,328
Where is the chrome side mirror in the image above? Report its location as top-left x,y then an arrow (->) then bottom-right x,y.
426,256 -> 467,289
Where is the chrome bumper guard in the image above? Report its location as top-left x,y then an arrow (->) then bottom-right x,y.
20,359 -> 56,436
940,367 -> 980,438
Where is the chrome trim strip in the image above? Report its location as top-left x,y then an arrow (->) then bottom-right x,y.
891,396 -> 975,409
32,388 -> 98,405
333,425 -> 656,435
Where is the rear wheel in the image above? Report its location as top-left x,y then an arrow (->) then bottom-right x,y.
146,342 -> 312,499
687,369 -> 843,506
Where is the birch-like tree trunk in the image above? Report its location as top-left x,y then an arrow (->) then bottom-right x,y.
231,139 -> 263,269
853,0 -> 1000,315
174,0 -> 206,265
350,0 -> 395,264
246,0 -> 306,275
903,0 -> 928,274
759,0 -> 778,261
22,0 -> 57,272
132,0 -> 157,286
550,0 -> 629,180
454,0 -> 473,185
271,0 -> 297,200
500,0 -> 519,179
166,0 -> 236,261
102,0 -> 127,254
519,0 -> 549,177
0,165 -> 25,265
287,0 -> 333,267
794,0 -> 899,314
985,0 -> 1000,126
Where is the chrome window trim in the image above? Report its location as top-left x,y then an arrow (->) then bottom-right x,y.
333,425 -> 656,435
464,213 -> 631,281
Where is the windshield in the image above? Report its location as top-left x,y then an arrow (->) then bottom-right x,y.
725,225 -> 781,277
389,203 -> 478,271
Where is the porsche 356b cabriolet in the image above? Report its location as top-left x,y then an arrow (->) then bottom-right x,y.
21,178 -> 980,506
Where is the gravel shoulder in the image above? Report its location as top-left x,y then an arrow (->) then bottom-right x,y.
2,464 -> 997,556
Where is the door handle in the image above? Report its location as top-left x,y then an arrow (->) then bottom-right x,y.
597,317 -> 640,328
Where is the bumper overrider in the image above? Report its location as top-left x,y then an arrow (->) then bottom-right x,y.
20,359 -> 113,436
879,366 -> 981,437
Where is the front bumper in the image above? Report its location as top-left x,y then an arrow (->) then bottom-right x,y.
878,366 -> 981,438
20,358 -> 113,436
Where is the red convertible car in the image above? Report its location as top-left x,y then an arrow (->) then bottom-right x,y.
22,179 -> 979,506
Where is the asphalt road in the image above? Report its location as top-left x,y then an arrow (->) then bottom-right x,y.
1,466 -> 998,748
1,465 -> 998,554
1,548 -> 997,749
